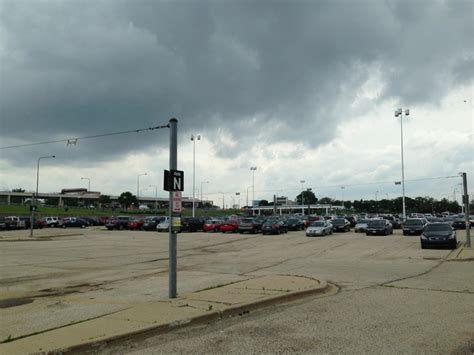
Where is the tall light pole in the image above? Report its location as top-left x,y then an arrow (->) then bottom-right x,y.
31,155 -> 55,237
80,177 -> 90,192
246,186 -> 252,208
300,180 -> 305,214
341,186 -> 345,208
395,108 -> 409,221
137,173 -> 148,204
200,180 -> 209,210
149,185 -> 158,210
218,192 -> 225,211
375,190 -> 379,215
250,167 -> 257,214
191,134 -> 201,217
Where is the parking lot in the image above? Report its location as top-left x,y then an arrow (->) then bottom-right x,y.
1,226 -> 470,345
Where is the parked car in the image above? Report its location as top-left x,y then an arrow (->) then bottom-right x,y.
105,216 -> 131,230
20,216 -> 46,229
382,215 -> 401,229
156,217 -> 171,232
220,220 -> 240,233
452,218 -> 469,230
0,218 -> 7,230
421,223 -> 457,249
366,219 -> 393,236
344,216 -> 357,227
354,219 -> 372,233
181,217 -> 205,232
42,216 -> 61,228
238,217 -> 262,234
203,219 -> 222,232
5,216 -> 26,229
262,218 -> 287,235
60,217 -> 88,228
302,215 -> 321,228
331,218 -> 351,232
127,218 -> 145,230
286,218 -> 305,231
142,216 -> 164,231
306,221 -> 333,237
403,218 -> 427,235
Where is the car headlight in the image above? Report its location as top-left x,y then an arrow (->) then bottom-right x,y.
420,233 -> 428,240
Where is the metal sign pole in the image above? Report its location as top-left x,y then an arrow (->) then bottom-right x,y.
462,172 -> 471,248
169,118 -> 178,298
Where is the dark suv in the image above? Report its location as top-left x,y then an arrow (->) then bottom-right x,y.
262,218 -> 287,235
105,216 -> 131,230
238,217 -> 263,234
181,217 -> 205,232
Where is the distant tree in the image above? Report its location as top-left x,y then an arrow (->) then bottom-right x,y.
296,190 -> 318,205
259,200 -> 269,206
318,197 -> 333,205
118,192 -> 138,209
98,194 -> 111,205
12,188 -> 25,192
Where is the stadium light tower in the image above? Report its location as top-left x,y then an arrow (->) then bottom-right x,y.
395,108 -> 410,221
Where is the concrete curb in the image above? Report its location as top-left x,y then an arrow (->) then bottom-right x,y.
50,279 -> 329,354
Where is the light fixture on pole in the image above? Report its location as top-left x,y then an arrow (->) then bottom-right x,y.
191,134 -> 201,217
137,173 -> 148,204
81,177 -> 91,192
395,108 -> 409,222
250,167 -> 257,214
149,185 -> 158,210
300,180 -> 305,214
31,155 -> 55,237
200,180 -> 209,209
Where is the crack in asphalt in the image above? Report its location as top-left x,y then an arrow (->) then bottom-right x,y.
380,285 -> 474,294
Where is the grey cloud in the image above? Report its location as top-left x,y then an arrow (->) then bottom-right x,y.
1,0 -> 473,165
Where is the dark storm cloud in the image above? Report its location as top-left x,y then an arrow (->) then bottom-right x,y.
0,0 -> 472,164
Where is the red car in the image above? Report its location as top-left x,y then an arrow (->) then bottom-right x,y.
219,220 -> 239,233
127,218 -> 144,230
203,219 -> 222,232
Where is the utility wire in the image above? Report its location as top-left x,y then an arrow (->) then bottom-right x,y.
0,124 -> 170,150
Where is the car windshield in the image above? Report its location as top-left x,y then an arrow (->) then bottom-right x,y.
332,219 -> 345,224
358,220 -> 371,224
288,219 -> 299,223
425,224 -> 452,232
311,222 -> 325,227
405,220 -> 423,226
241,218 -> 254,223
369,220 -> 385,226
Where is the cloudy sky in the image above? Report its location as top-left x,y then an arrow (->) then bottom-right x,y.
0,0 -> 472,207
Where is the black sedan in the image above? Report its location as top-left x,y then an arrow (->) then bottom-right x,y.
421,223 -> 457,249
142,216 -> 164,231
403,218 -> 426,235
286,218 -> 305,231
60,217 -> 88,228
366,219 -> 393,236
331,218 -> 351,232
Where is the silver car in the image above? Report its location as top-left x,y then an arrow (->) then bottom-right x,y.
354,219 -> 372,233
306,221 -> 333,237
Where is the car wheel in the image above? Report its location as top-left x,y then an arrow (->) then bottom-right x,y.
81,225 -> 86,228
451,240 -> 457,249
403,231 -> 407,236
119,225 -> 124,230
421,243 -> 426,249
62,224 -> 66,229
322,231 -> 326,236
214,227 -> 219,233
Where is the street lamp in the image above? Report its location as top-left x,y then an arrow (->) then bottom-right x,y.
191,134 -> 201,217
375,190 -> 379,214
149,185 -> 158,210
81,177 -> 91,192
246,186 -> 252,208
137,173 -> 148,204
395,108 -> 410,221
31,155 -> 55,237
300,180 -> 305,214
250,167 -> 257,214
200,180 -> 209,208
218,192 -> 225,211
341,186 -> 345,209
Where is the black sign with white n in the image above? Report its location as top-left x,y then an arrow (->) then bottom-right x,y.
164,170 -> 184,191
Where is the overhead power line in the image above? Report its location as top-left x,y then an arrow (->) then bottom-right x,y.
0,124 -> 170,150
